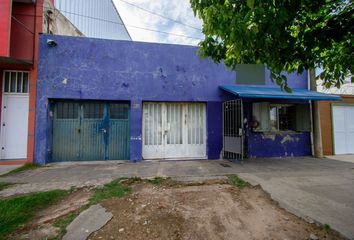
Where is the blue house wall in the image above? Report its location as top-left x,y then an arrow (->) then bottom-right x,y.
35,35 -> 311,164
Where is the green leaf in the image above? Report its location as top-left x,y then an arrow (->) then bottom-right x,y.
276,76 -> 282,86
247,0 -> 254,9
325,82 -> 332,89
189,0 -> 353,90
284,85 -> 292,93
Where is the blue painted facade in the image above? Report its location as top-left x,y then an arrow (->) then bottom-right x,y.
242,101 -> 312,158
34,35 -> 311,164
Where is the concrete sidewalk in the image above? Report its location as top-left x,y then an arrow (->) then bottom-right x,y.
326,154 -> 354,164
0,157 -> 353,238
0,164 -> 23,175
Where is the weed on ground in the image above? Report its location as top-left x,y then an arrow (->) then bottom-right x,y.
0,182 -> 14,191
1,163 -> 42,176
52,212 -> 78,237
228,175 -> 250,188
146,176 -> 166,185
89,178 -> 132,204
0,190 -> 68,240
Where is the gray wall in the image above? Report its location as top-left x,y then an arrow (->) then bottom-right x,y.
54,0 -> 131,40
42,0 -> 84,37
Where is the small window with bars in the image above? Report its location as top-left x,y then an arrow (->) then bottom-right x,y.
56,102 -> 79,119
83,103 -> 104,119
3,71 -> 29,93
110,104 -> 129,119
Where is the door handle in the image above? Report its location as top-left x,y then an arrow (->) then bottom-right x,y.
101,128 -> 107,134
77,128 -> 81,134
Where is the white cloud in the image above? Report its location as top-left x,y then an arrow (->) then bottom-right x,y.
113,0 -> 203,45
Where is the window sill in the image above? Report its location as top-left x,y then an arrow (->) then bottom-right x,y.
252,130 -> 310,134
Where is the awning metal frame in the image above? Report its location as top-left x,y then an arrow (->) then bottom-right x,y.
220,85 -> 342,101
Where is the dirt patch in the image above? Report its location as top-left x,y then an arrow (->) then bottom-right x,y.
35,188 -> 91,225
9,189 -> 91,240
89,183 -> 344,240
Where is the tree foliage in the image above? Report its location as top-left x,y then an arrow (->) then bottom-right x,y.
190,0 -> 353,91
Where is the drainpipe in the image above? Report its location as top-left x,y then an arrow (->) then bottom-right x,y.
308,71 -> 314,156
309,69 -> 323,158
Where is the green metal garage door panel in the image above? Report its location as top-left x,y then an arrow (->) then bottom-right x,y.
52,102 -> 81,161
108,103 -> 130,160
80,103 -> 106,161
52,101 -> 130,162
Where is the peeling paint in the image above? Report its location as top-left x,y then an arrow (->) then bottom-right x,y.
280,135 -> 295,144
262,134 -> 276,141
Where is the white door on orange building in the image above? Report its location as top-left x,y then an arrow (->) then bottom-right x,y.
0,71 -> 29,160
332,105 -> 354,154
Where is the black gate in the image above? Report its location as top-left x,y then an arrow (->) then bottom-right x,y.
223,99 -> 244,161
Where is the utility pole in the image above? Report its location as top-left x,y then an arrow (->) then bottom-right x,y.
309,69 -> 323,158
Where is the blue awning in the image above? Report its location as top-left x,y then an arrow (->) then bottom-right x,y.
220,85 -> 341,101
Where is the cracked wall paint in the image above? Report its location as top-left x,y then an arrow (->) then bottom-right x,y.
248,132 -> 311,158
280,135 -> 299,144
261,134 -> 276,141
243,102 -> 311,158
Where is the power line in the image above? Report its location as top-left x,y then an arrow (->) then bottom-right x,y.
116,0 -> 202,31
11,16 -> 34,34
40,6 -> 203,40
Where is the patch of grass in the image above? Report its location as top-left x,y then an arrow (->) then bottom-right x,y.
0,182 -> 14,191
228,175 -> 249,188
1,163 -> 42,176
324,223 -> 331,232
121,176 -> 143,185
146,176 -> 167,185
0,190 -> 68,240
53,212 -> 77,236
89,178 -> 131,204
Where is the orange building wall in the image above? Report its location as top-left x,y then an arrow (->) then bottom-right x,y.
319,95 -> 354,155
0,0 -> 43,164
27,0 -> 44,163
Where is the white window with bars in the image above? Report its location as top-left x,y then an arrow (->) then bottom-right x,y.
2,71 -> 29,94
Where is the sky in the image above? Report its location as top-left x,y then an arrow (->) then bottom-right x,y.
113,0 -> 204,46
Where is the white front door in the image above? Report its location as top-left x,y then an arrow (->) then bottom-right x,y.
142,102 -> 206,159
1,71 -> 29,160
332,105 -> 354,154
1,95 -> 29,159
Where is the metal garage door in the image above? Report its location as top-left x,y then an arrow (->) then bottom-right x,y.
332,105 -> 354,154
142,102 -> 206,159
52,101 -> 129,162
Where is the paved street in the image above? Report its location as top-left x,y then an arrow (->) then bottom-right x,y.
1,157 -> 354,238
